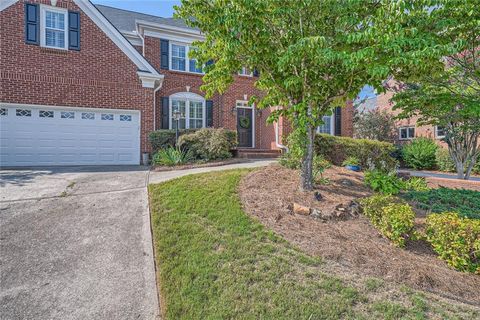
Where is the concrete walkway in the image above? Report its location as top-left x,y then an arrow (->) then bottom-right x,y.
398,169 -> 480,182
0,159 -> 273,320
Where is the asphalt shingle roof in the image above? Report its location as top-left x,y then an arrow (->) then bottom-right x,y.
95,4 -> 196,33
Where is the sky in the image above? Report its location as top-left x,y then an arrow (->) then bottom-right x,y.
91,0 -> 181,17
91,1 -> 377,100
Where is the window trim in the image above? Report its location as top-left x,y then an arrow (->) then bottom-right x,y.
399,126 -> 415,140
169,41 -> 204,74
435,125 -> 446,139
317,114 -> 335,135
168,92 -> 206,129
238,67 -> 253,77
40,5 -> 69,50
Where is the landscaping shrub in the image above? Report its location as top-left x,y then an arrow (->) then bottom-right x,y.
435,148 -> 455,172
360,195 -> 415,247
279,128 -> 306,169
402,177 -> 429,192
149,129 -> 196,153
364,170 -> 404,195
402,138 -> 438,170
402,187 -> 480,219
153,146 -> 194,166
425,212 -> 480,273
314,134 -> 397,170
178,128 -> 237,161
342,156 -> 360,167
313,155 -> 331,184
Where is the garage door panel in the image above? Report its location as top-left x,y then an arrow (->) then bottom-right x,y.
0,106 -> 140,166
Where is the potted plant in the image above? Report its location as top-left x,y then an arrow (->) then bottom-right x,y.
342,156 -> 361,172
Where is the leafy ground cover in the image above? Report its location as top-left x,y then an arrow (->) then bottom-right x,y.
149,170 -> 479,319
402,187 -> 480,219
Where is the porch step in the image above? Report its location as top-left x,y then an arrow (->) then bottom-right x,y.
235,149 -> 281,159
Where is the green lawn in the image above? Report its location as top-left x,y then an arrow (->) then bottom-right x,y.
149,170 -> 478,319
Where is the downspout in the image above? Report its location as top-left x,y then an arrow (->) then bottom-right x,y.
135,23 -> 145,56
153,85 -> 162,130
274,107 -> 288,152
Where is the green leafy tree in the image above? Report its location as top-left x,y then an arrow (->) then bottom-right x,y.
176,0 -> 448,190
392,0 -> 480,180
354,109 -> 397,142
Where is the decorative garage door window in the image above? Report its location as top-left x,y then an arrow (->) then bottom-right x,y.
0,108 -> 7,116
61,111 -> 75,119
120,115 -> 132,122
16,109 -> 32,117
40,110 -> 54,118
101,113 -> 114,121
81,112 -> 95,120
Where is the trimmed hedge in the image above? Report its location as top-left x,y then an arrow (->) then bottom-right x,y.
314,134 -> 397,170
426,212 -> 480,274
360,194 -> 415,247
178,128 -> 237,161
149,129 -> 197,154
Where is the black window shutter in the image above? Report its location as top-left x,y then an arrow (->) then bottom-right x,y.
160,39 -> 169,69
206,59 -> 214,66
206,100 -> 214,127
68,11 -> 80,50
25,3 -> 39,45
334,107 -> 342,136
161,97 -> 169,129
253,68 -> 259,77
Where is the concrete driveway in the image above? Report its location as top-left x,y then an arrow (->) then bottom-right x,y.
0,166 -> 159,320
0,160 -> 274,320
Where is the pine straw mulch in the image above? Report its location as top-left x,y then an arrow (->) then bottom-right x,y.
238,164 -> 480,306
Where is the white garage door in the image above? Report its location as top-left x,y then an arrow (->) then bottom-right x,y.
0,105 -> 141,166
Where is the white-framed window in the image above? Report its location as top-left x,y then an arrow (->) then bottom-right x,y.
170,43 -> 204,74
40,6 -> 68,50
399,126 -> 415,140
238,67 -> 253,77
317,115 -> 334,135
435,126 -> 446,139
169,92 -> 206,129
171,44 -> 186,71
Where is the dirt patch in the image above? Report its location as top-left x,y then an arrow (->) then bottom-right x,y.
238,164 -> 480,306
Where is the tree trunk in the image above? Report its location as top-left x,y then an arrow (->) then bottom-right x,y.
300,122 -> 315,191
455,160 -> 465,179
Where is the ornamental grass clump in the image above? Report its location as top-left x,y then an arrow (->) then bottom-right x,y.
425,213 -> 480,274
402,138 -> 438,170
360,195 -> 415,247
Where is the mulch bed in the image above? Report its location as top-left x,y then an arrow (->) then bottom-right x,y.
238,164 -> 480,306
151,158 -> 248,172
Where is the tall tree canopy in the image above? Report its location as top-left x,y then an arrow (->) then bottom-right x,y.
392,0 -> 480,179
176,0 -> 451,190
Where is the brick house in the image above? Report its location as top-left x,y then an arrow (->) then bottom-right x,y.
356,82 -> 447,145
0,0 -> 353,167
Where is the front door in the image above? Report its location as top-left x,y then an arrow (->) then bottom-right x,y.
237,107 -> 253,148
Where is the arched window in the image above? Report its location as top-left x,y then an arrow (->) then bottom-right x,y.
169,92 -> 205,129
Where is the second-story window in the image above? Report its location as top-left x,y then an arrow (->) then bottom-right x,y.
238,67 -> 252,77
171,44 -> 186,71
42,7 -> 68,50
170,43 -> 204,74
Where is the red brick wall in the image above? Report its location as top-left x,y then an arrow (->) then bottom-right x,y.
0,0 -> 155,153
143,35 -> 276,149
374,84 -> 445,146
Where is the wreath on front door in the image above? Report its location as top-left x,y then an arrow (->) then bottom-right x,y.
239,116 -> 251,129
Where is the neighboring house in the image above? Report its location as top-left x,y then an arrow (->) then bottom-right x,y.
0,0 -> 353,167
373,89 -> 447,145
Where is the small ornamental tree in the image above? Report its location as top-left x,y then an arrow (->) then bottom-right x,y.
354,109 -> 397,142
392,0 -> 480,180
176,0 -> 449,190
